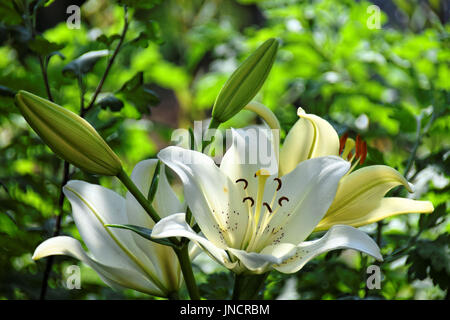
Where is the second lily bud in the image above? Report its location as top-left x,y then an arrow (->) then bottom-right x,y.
15,90 -> 122,176
211,38 -> 279,124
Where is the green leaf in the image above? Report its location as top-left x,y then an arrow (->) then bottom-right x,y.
0,1 -> 23,25
199,272 -> 233,299
147,160 -> 160,203
130,21 -> 162,48
407,234 -> 450,290
28,36 -> 64,57
33,0 -> 56,9
96,34 -> 121,47
105,224 -> 176,247
62,50 -> 109,78
0,85 -> 16,97
116,72 -> 160,115
96,94 -> 124,112
418,203 -> 446,231
116,0 -> 161,10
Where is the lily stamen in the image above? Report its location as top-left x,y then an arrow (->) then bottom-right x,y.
278,196 -> 289,206
243,197 -> 254,206
274,177 -> 282,191
263,202 -> 272,213
339,132 -> 349,154
235,178 -> 249,189
339,133 -> 368,175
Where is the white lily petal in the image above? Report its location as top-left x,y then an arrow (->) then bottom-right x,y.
158,146 -> 248,249
63,180 -> 142,270
220,128 -> 277,248
227,248 -> 280,273
128,159 -> 185,225
152,213 -> 231,267
266,156 -> 350,245
33,236 -> 165,296
273,225 -> 382,274
127,159 -> 184,291
317,197 -> 434,230
63,180 -> 167,290
228,243 -> 296,274
221,128 -> 278,196
279,109 -> 340,176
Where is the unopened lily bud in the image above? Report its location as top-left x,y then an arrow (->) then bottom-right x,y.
211,38 -> 279,124
15,90 -> 122,176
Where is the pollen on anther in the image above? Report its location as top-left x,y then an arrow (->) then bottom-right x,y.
360,141 -> 367,165
263,202 -> 272,213
339,132 -> 349,155
347,151 -> 353,161
243,197 -> 254,206
235,178 -> 248,190
278,196 -> 289,206
274,178 -> 282,191
355,134 -> 361,159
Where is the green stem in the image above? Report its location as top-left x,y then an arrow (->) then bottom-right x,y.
232,273 -> 268,300
117,169 -> 161,223
175,245 -> 200,300
83,6 -> 129,116
201,117 -> 221,152
117,169 -> 200,299
167,291 -> 180,300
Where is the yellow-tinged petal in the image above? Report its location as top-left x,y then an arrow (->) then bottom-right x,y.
279,107 -> 339,176
316,198 -> 434,231
316,165 -> 432,230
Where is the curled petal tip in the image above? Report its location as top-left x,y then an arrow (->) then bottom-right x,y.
296,107 -> 306,116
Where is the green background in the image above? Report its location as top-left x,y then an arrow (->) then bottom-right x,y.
0,0 -> 448,300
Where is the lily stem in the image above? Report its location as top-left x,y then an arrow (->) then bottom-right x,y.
167,291 -> 180,300
174,245 -> 201,300
201,117 -> 220,152
116,169 -> 200,299
117,169 -> 161,224
232,273 -> 268,300
82,5 -> 129,116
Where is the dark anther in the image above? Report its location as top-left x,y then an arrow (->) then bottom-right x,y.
339,132 -> 349,155
274,178 -> 282,191
235,178 -> 248,190
243,197 -> 254,206
278,196 -> 289,206
263,202 -> 272,213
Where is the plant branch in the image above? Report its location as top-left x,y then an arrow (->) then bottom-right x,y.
82,6 -> 129,116
232,273 -> 268,300
39,160 -> 70,299
174,245 -> 200,300
117,169 -> 162,224
116,169 -> 200,299
38,56 -> 54,102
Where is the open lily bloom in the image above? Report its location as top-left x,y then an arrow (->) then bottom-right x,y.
153,129 -> 382,274
33,160 -> 185,297
279,108 -> 434,231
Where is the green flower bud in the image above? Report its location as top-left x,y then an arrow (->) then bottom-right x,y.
211,38 -> 279,124
15,90 -> 122,176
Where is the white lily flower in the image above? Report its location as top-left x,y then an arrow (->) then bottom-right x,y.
33,160 -> 186,297
152,128 -> 382,274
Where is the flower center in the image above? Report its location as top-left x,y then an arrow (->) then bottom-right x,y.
339,133 -> 367,175
235,170 -> 290,251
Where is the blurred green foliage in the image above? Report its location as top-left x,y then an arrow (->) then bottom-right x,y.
0,0 -> 448,299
